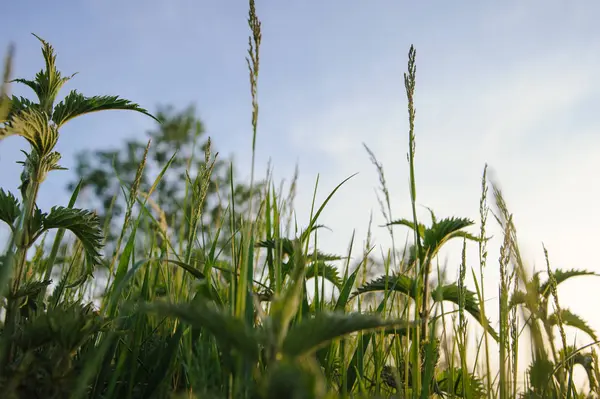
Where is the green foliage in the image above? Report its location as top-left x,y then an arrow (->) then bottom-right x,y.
0,7 -> 598,399
39,206 -> 104,266
281,312 -> 410,358
52,90 -> 157,127
0,189 -> 20,230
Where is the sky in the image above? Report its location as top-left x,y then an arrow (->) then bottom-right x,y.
2,0 -> 600,379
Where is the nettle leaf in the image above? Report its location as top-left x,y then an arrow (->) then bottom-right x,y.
282,312 -> 411,358
305,261 -> 342,289
40,207 -> 103,265
0,95 -> 39,126
3,108 -> 58,156
256,237 -> 295,256
539,269 -> 599,298
9,279 -> 51,300
509,290 -> 528,308
12,34 -> 75,115
352,275 -> 499,340
0,188 -> 20,230
386,218 -> 426,239
29,207 -> 45,238
423,217 -> 478,252
143,300 -> 259,362
52,90 -> 159,127
548,308 -> 598,341
351,274 -> 418,299
432,283 -> 499,341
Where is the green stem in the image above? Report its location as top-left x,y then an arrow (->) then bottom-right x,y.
2,163 -> 41,369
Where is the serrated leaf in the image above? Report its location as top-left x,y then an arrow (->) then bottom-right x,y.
142,300 -> 259,362
2,107 -> 58,155
305,261 -> 341,289
548,308 -> 597,341
11,34 -> 75,115
256,237 -> 295,256
539,269 -> 599,298
386,218 -> 426,238
509,290 -> 528,308
352,275 -> 499,341
0,188 -> 20,230
282,312 -> 412,358
270,239 -> 307,348
9,279 -> 51,299
52,90 -> 159,127
351,274 -> 418,299
40,206 -> 103,265
0,95 -> 39,126
432,283 -> 499,341
423,216 -> 477,254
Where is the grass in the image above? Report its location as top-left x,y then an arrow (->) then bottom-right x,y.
1,1 -> 600,398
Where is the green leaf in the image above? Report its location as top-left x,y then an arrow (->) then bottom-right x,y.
334,265 -> 360,312
270,238 -> 309,350
142,300 -> 259,362
11,34 -> 75,115
436,367 -> 487,398
0,188 -> 20,230
40,206 -> 103,266
432,283 -> 499,341
548,308 -> 598,341
1,107 -> 58,155
305,261 -> 341,289
423,216 -> 477,253
162,259 -> 205,280
256,237 -> 295,256
386,218 -> 426,238
352,275 -> 499,341
300,173 -> 357,244
509,290 -> 528,308
282,312 -> 411,358
0,95 -> 39,125
9,279 -> 51,299
539,269 -> 599,298
351,274 -> 418,299
52,90 -> 159,127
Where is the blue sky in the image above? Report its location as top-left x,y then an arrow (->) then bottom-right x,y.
3,0 -> 600,371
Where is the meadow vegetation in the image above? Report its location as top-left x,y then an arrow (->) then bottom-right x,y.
0,2 -> 599,398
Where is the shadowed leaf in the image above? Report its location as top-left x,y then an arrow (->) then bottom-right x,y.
548,308 -> 598,341
305,261 -> 341,289
40,206 -> 103,266
142,300 -> 260,362
282,312 -> 412,358
432,283 -> 499,341
352,275 -> 499,341
0,188 -> 20,230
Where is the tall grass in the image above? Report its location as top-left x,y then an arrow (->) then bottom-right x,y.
1,1 -> 599,398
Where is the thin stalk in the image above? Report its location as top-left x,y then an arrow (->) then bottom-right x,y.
403,45 -> 423,397
478,164 -> 493,396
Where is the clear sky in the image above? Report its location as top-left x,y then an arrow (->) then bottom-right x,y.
2,0 -> 600,369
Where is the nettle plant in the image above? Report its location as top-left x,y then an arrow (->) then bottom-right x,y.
0,35 -> 157,357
